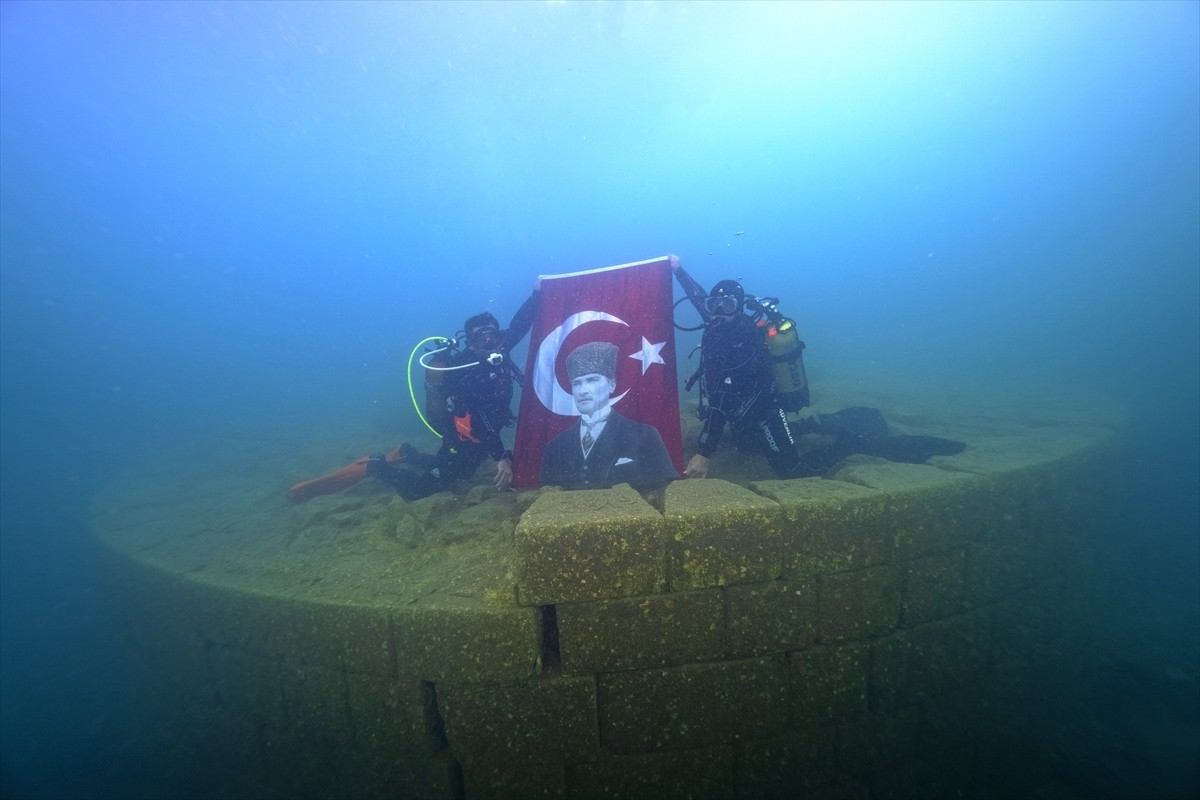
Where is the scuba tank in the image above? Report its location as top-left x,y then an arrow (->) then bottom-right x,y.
424,351 -> 449,425
761,316 -> 809,411
409,333 -> 522,440
409,336 -> 460,439
746,296 -> 810,412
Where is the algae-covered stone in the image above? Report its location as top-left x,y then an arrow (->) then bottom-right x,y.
735,732 -> 851,799
789,642 -> 870,725
280,661 -> 353,735
90,388 -> 1126,800
834,463 -> 988,561
834,705 -> 921,776
207,647 -> 287,729
515,484 -> 666,605
344,675 -> 435,758
458,760 -> 565,800
963,536 -> 1033,608
393,595 -> 539,683
725,579 -> 818,657
869,612 -> 991,711
566,747 -> 736,800
439,676 -> 598,765
752,478 -> 892,575
818,564 -> 903,642
557,589 -> 724,674
599,656 -> 789,753
663,479 -> 784,590
902,548 -> 967,625
436,491 -> 519,545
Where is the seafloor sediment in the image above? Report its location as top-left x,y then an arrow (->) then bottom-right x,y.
92,383 -> 1125,799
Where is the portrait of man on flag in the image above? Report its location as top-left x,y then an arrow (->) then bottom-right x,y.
512,255 -> 684,489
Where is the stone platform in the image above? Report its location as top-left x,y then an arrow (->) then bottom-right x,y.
91,388 -> 1124,799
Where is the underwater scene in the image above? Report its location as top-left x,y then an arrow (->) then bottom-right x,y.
1,2 -> 1197,798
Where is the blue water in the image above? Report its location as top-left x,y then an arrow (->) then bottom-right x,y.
1,2 -> 1196,797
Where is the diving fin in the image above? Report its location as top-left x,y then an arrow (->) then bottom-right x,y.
286,445 -> 409,503
862,435 -> 966,464
287,457 -> 370,503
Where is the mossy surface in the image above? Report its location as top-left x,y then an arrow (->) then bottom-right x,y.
515,484 -> 667,605
557,590 -> 725,674
89,386 -> 1126,799
663,479 -> 784,589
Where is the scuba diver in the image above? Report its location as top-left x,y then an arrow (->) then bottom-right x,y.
672,263 -> 965,479
286,287 -> 540,503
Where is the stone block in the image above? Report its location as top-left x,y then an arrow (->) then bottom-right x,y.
259,724 -> 344,798
516,485 -> 666,605
869,612 -> 992,711
459,761 -> 564,800
735,732 -> 863,800
977,463 -> 1054,545
789,642 -> 870,725
207,645 -> 286,729
753,478 -> 893,574
901,548 -> 966,625
834,705 -> 921,775
964,537 -> 1034,608
270,596 -> 396,676
119,567 -> 396,678
439,676 -> 598,765
834,463 -> 988,561
817,564 -> 903,643
339,749 -> 460,800
95,544 -> 211,685
394,595 -> 540,683
280,662 -> 353,737
557,590 -> 724,674
565,747 -> 735,800
345,675 -> 436,757
598,657 -> 788,753
725,579 -> 818,657
663,479 -> 785,589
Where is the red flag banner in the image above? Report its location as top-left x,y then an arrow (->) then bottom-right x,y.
513,255 -> 683,488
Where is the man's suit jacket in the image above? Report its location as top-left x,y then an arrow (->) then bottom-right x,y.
539,410 -> 678,490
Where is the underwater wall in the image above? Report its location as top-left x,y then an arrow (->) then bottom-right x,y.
92,400 -> 1121,799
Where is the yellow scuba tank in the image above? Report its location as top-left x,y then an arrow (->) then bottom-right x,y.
763,317 -> 810,411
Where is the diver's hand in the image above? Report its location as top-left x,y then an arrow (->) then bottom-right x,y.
669,254 -> 681,271
494,458 -> 513,491
684,454 -> 710,479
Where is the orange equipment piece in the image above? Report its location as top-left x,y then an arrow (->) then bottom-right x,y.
454,412 -> 480,443
286,445 -> 406,503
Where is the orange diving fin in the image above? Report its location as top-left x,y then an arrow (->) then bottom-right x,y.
287,457 -> 369,503
286,445 -> 406,503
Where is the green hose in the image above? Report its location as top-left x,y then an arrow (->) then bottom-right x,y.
408,337 -> 449,439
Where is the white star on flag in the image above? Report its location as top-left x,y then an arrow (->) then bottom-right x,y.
628,336 -> 666,375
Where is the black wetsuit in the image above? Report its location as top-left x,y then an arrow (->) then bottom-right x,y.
695,313 -> 802,478
676,266 -> 965,477
540,410 -> 679,491
373,291 -> 540,500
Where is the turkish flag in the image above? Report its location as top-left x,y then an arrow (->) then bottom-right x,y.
513,255 -> 683,488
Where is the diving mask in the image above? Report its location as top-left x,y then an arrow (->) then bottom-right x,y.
703,295 -> 741,316
467,325 -> 501,351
